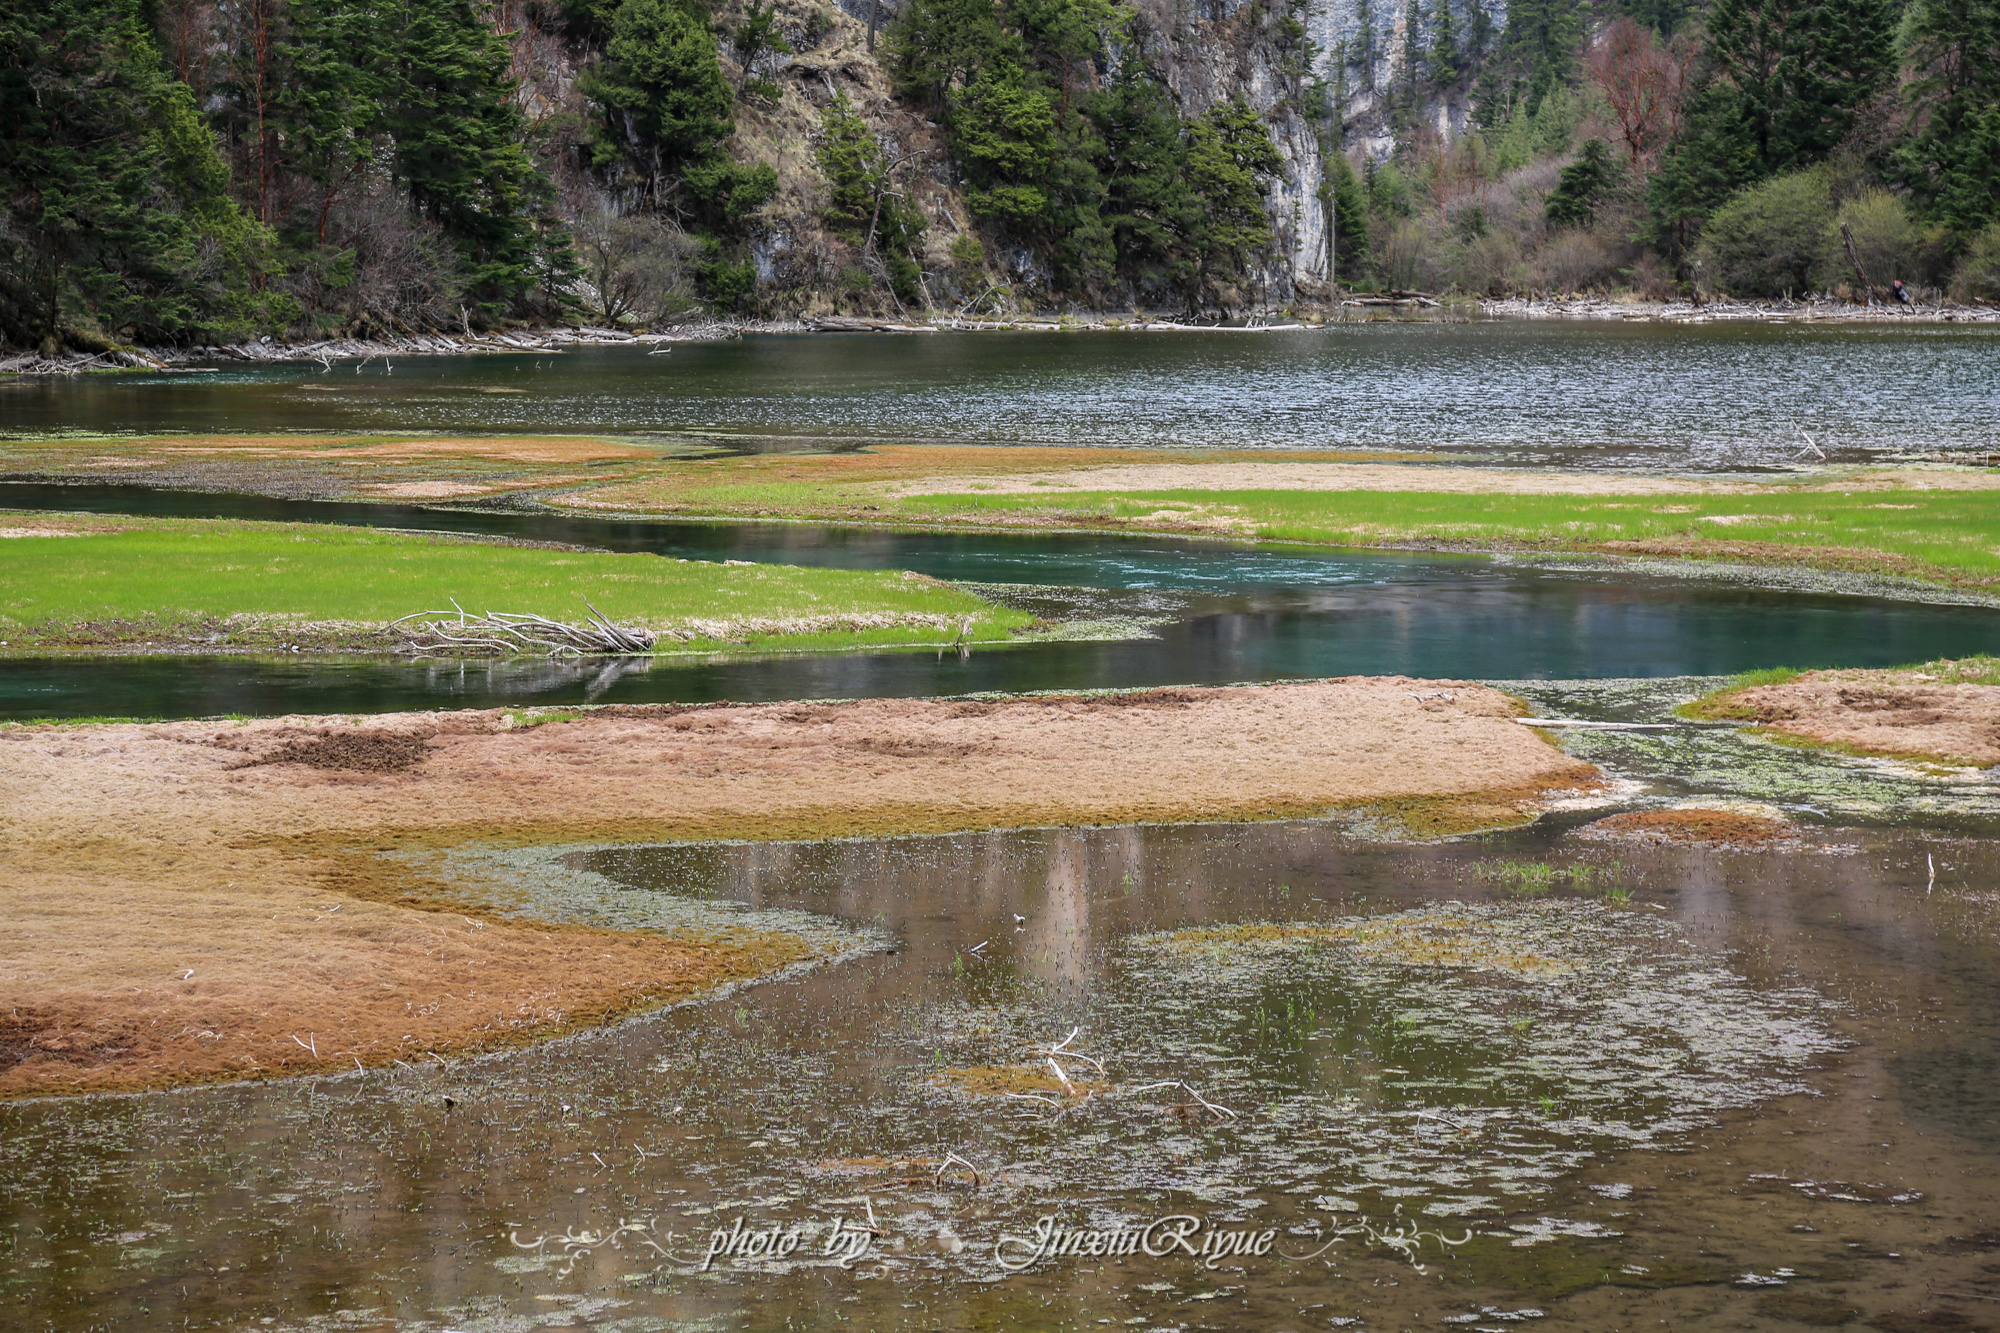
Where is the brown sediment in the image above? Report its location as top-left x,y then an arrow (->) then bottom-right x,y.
1577,809 -> 1797,849
139,434 -> 650,463
1595,538 -> 1999,590
1689,664 -> 2000,766
932,1065 -> 1110,1098
0,679 -> 1593,1099
887,462 -> 1773,498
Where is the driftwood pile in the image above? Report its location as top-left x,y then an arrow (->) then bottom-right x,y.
801,316 -> 938,333
395,601 -> 656,656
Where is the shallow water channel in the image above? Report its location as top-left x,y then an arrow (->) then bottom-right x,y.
4,484 -> 1999,719
8,329 -> 2000,1331
5,810 -> 1999,1332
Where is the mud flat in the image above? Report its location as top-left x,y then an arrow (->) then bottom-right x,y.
1687,661 -> 2000,765
0,679 -> 1593,1098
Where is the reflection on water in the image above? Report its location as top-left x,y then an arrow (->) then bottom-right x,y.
5,574 -> 1999,720
3,816 -> 1998,1331
5,323 -> 1997,467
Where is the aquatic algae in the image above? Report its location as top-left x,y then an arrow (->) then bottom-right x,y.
870,900 -> 1845,1276
1153,912 -> 1574,977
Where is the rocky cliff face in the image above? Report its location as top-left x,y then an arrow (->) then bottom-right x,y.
1122,0 -> 1508,301
527,0 -> 1506,310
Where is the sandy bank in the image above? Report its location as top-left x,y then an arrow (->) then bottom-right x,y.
1692,664 -> 2000,766
0,679 -> 1593,1097
887,462 -> 2000,499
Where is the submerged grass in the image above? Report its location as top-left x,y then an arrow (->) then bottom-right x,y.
1475,858 -> 1632,901
0,511 -> 1031,651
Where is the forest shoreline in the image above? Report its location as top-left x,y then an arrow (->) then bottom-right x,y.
5,296 -> 1997,376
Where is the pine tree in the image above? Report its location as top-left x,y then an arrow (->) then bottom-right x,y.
1644,78 -> 1758,261
1897,0 -> 2000,232
283,0 -> 382,248
1180,99 -> 1284,298
0,0 -> 274,347
381,0 -> 561,314
582,0 -> 735,193
1318,148 -> 1369,280
1705,0 -> 1898,175
1545,137 -> 1622,226
1431,0 -> 1462,85
1091,61 -> 1188,290
1491,0 -> 1587,119
814,95 -> 926,301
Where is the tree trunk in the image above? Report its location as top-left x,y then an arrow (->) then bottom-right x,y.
1839,221 -> 1873,305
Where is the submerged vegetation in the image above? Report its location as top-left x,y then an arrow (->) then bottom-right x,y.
887,486 -> 2000,585
550,456 -> 2000,591
1475,858 -> 1632,900
894,901 -> 1845,1240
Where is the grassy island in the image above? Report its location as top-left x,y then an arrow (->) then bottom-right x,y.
0,510 -> 1031,654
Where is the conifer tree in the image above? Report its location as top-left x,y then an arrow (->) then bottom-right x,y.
580,0 -> 774,239
381,0 -> 561,313
0,0 -> 273,346
1319,148 -> 1369,278
283,0 -> 381,247
584,0 -> 735,184
1898,0 -> 2000,232
1431,0 -> 1463,85
1705,0 -> 1899,174
1545,137 -> 1622,226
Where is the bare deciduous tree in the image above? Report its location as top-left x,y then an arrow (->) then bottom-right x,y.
573,214 -> 699,324
1588,19 -> 1694,167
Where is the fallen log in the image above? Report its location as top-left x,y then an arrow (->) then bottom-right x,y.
394,600 -> 658,656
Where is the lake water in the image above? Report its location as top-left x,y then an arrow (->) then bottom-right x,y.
5,322 -> 1997,468
4,813 -> 1995,1332
7,323 -> 2000,1331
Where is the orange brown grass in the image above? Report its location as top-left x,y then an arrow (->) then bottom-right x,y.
1580,808 -> 1795,848
0,679 -> 1593,1097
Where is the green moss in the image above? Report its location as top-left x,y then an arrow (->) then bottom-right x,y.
1677,666 -> 1802,719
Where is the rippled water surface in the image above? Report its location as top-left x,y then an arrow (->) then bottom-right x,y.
8,321 -> 2000,1329
7,322 -> 1997,467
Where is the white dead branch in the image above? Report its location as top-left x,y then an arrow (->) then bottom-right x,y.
394,599 -> 657,655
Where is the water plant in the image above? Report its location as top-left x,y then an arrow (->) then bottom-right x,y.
1475,859 -> 1632,901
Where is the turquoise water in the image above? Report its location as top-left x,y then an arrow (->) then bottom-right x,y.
1,490 -> 1995,717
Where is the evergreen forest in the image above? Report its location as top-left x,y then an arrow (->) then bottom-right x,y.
2,0 -> 1996,349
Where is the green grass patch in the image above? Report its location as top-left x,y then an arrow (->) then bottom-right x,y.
0,513 -> 1031,651
1474,858 -> 1630,900
887,486 -> 2000,585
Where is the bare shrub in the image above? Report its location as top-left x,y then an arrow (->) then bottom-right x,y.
1586,18 -> 1693,168
1952,224 -> 2000,303
1455,230 -> 1528,295
301,185 -> 464,336
573,213 -> 700,323
1620,249 -> 1679,300
1375,217 -> 1450,291
1536,228 -> 1619,293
